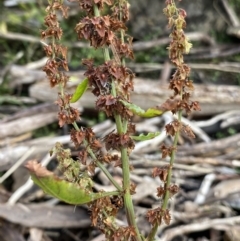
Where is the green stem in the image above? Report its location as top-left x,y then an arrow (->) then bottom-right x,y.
121,147 -> 142,241
93,4 -> 100,17
72,121 -> 80,131
146,224 -> 158,241
162,111 -> 182,210
94,154 -> 122,191
102,190 -> 120,198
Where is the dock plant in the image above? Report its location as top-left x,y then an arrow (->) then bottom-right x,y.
26,0 -> 200,240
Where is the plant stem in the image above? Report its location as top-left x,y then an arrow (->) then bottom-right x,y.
121,147 -> 142,240
101,190 -> 120,198
147,110 -> 183,241
146,224 -> 158,241
96,161 -> 122,191
162,111 -> 182,210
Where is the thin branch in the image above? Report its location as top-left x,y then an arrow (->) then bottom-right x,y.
161,216 -> 240,241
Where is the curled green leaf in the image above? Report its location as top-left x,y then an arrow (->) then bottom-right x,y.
26,161 -> 118,205
70,78 -> 89,103
120,100 -> 164,118
131,132 -> 160,141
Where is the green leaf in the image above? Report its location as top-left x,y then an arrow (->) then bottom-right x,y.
131,132 -> 160,141
120,100 -> 164,118
70,78 -> 88,103
26,161 -> 118,205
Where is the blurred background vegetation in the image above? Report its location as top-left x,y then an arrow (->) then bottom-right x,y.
1,0 -> 240,85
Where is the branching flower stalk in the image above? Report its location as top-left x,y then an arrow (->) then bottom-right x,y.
146,1 -> 200,240
26,0 -> 201,241
40,0 -> 141,240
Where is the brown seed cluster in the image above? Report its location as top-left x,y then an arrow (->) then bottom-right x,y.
160,144 -> 176,158
75,15 -> 125,48
82,58 -> 134,118
109,226 -> 136,241
42,54 -> 69,88
104,132 -> 134,151
70,127 -> 106,175
152,166 -> 169,182
72,0 -> 113,15
146,207 -> 171,226
89,195 -> 136,240
83,58 -> 134,99
56,94 -> 80,127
